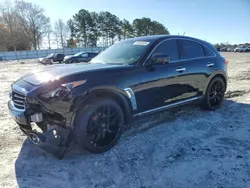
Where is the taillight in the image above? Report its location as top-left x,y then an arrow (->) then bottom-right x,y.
224,59 -> 229,65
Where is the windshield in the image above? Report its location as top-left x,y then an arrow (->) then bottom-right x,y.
90,40 -> 151,64
46,54 -> 54,58
74,52 -> 84,56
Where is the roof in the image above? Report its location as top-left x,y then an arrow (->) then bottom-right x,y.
128,35 -> 208,44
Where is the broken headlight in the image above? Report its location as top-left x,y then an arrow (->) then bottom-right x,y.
40,80 -> 87,100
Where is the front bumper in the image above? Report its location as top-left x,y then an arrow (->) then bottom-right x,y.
8,100 -> 72,159
8,100 -> 29,125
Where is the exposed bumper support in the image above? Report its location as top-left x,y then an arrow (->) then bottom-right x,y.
20,125 -> 73,159
8,100 -> 73,159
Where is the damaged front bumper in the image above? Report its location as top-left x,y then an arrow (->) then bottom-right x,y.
8,100 -> 73,159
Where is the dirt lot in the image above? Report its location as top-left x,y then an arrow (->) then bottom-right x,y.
0,53 -> 250,188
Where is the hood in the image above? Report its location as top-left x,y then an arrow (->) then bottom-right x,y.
21,63 -> 124,85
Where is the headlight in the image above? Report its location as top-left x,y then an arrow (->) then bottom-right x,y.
61,80 -> 87,90
40,80 -> 87,100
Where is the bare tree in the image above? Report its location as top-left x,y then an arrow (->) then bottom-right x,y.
15,0 -> 50,50
0,0 -> 19,50
54,19 -> 69,48
46,23 -> 52,49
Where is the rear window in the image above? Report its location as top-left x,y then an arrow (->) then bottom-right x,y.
180,40 -> 205,59
204,47 -> 215,57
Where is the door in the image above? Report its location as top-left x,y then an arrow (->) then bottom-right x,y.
177,39 -> 214,98
79,53 -> 89,62
133,39 -> 189,112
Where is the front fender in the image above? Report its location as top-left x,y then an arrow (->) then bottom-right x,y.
70,86 -> 134,127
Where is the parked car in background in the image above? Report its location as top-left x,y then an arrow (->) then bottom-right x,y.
8,35 -> 228,158
246,46 -> 250,52
227,48 -> 234,52
234,46 -> 247,52
38,53 -> 65,65
63,51 -> 99,64
220,47 -> 227,52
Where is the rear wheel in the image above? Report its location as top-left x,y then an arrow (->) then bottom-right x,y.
74,98 -> 124,153
202,77 -> 226,110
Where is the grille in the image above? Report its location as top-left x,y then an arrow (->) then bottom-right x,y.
12,90 -> 26,109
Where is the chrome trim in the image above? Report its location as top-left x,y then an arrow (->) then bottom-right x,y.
13,94 -> 25,100
124,88 -> 137,111
10,101 -> 25,112
206,63 -> 214,67
13,102 -> 24,107
144,37 -> 216,65
12,84 -> 28,95
133,96 -> 202,117
13,99 -> 24,104
176,68 -> 186,72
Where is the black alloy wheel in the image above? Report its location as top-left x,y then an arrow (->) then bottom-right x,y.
74,98 -> 124,153
87,105 -> 121,148
202,77 -> 226,110
208,81 -> 224,107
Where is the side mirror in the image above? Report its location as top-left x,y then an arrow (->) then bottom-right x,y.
151,53 -> 170,65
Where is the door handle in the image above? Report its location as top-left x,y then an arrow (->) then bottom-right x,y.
207,63 -> 214,67
176,68 -> 186,72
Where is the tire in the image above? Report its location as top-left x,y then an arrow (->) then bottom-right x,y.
74,98 -> 124,153
72,61 -> 77,64
201,77 -> 226,110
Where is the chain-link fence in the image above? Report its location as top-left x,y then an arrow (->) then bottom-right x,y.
0,47 -> 106,61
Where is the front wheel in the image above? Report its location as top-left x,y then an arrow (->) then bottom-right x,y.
74,98 -> 124,153
201,77 -> 226,110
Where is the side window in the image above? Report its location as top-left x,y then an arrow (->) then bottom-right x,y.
180,40 -> 205,59
152,39 -> 179,62
204,47 -> 215,57
81,53 -> 88,58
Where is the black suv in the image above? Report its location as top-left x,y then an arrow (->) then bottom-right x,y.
38,53 -> 65,65
63,51 -> 99,64
8,35 -> 228,158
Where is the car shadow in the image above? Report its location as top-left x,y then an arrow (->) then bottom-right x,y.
15,98 -> 250,187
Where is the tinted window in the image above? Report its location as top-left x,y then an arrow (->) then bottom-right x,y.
204,47 -> 215,56
152,39 -> 179,62
180,40 -> 205,59
80,53 -> 88,58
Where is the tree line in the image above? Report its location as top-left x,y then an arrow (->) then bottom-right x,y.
67,9 -> 169,47
0,0 -> 70,51
0,0 -> 169,51
214,42 -> 250,50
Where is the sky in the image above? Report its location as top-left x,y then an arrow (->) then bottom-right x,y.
1,0 -> 250,44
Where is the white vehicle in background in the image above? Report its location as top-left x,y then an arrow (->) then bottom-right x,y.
234,46 -> 247,52
247,46 -> 250,52
227,48 -> 234,52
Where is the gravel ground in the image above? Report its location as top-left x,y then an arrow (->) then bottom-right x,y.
0,53 -> 250,188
